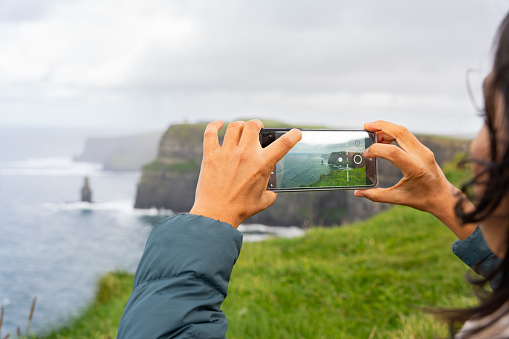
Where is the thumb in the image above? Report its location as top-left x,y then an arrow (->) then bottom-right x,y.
262,191 -> 278,209
354,188 -> 398,204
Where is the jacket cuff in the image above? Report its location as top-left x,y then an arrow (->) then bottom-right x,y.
451,225 -> 492,268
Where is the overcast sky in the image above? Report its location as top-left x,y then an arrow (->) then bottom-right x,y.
1,0 -> 508,135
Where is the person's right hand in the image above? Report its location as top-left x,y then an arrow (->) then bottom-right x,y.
354,120 -> 477,240
190,119 -> 302,229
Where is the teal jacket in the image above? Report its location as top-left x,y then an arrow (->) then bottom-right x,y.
451,225 -> 501,289
117,214 -> 243,338
117,215 -> 500,338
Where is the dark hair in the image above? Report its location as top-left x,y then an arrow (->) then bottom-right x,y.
447,11 -> 509,337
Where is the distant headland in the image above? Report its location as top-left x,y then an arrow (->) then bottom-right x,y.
74,131 -> 163,171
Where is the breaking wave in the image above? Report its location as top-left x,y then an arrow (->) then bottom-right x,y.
43,200 -> 174,216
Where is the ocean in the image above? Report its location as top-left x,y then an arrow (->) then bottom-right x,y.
0,128 -> 303,336
277,154 -> 332,188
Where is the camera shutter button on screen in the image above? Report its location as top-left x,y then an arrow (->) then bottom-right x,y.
353,154 -> 363,165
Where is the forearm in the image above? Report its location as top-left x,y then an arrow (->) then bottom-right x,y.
117,214 -> 243,339
429,185 -> 478,241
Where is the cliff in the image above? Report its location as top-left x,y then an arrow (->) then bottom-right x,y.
75,131 -> 163,171
134,123 -> 470,226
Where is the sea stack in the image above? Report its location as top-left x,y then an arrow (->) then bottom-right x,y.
81,176 -> 92,203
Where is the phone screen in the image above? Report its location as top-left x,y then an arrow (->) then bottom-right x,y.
260,129 -> 377,191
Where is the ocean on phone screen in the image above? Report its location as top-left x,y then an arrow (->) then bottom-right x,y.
277,154 -> 335,188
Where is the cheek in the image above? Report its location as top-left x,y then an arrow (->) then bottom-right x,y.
470,125 -> 489,164
481,222 -> 504,257
481,197 -> 509,258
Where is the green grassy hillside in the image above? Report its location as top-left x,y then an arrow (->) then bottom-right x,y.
41,159 -> 479,338
40,209 -> 479,338
223,205 -> 477,338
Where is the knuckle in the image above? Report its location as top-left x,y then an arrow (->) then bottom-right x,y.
245,119 -> 262,130
277,135 -> 293,150
415,166 -> 427,178
386,145 -> 402,159
204,129 -> 216,139
393,125 -> 411,139
228,121 -> 244,129
422,147 -> 436,164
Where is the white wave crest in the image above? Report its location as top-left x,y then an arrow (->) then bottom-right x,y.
238,224 -> 305,242
43,200 -> 174,216
42,200 -> 302,240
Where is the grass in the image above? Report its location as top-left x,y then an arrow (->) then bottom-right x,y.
142,159 -> 200,172
39,206 -> 479,338
223,206 -> 477,338
39,159 -> 479,338
308,167 -> 368,187
39,272 -> 134,339
1,298 -> 37,339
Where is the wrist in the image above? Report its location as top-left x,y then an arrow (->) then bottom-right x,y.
429,185 -> 477,240
189,204 -> 241,229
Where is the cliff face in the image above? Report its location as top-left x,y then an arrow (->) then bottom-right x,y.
135,123 -> 469,226
134,123 -> 214,211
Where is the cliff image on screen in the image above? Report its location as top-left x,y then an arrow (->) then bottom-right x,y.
274,131 -> 374,189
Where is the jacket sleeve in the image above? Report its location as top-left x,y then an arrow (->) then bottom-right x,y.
451,225 -> 501,289
117,213 -> 243,339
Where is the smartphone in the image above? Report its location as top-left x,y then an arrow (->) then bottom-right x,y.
260,128 -> 378,192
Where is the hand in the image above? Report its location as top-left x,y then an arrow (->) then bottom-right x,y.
354,120 -> 476,240
190,119 -> 302,228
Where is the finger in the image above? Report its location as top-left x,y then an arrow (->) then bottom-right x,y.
364,122 -> 382,132
364,122 -> 396,144
261,191 -> 278,209
354,187 -> 405,205
368,120 -> 427,153
203,120 -> 224,154
365,143 -> 421,177
222,121 -> 246,148
239,119 -> 264,148
377,132 -> 397,144
265,129 -> 302,166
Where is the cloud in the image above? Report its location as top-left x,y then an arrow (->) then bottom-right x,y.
0,0 -> 507,133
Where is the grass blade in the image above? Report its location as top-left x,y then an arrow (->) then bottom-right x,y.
0,306 -> 4,339
24,298 -> 36,339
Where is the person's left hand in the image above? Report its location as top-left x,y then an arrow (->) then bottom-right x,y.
190,119 -> 302,228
